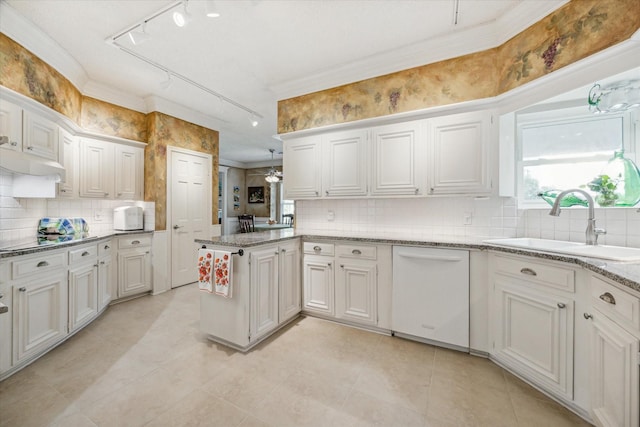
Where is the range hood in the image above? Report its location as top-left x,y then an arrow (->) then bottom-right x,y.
0,147 -> 66,181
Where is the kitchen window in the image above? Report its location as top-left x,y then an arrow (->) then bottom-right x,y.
516,104 -> 638,207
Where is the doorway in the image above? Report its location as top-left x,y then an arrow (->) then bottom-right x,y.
168,146 -> 212,288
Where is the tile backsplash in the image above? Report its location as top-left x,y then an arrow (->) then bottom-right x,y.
296,197 -> 640,248
0,171 -> 155,241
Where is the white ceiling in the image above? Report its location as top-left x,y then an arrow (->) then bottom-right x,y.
0,0 -> 568,167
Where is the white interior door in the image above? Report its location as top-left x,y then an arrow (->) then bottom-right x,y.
170,148 -> 211,288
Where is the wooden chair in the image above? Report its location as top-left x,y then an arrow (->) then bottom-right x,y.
282,214 -> 294,227
238,214 -> 255,233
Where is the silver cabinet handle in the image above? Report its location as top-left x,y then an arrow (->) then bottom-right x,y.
60,189 -> 67,193
10,141 -> 17,146
37,261 -> 49,267
315,191 -> 319,196
26,146 -> 33,150
104,245 -> 110,250
173,225 -> 182,230
340,264 -> 344,268
100,261 -> 105,265
0,302 -> 7,314
599,292 -> 616,305
325,190 -> 329,196
19,287 -> 26,292
520,268 -> 537,276
81,251 -> 90,256
584,313 -> 593,320
313,246 -> 321,252
415,188 -> 419,194
93,264 -> 99,267
351,249 -> 362,255
131,240 -> 140,245
274,251 -> 279,255
557,303 -> 566,309
145,251 -> 150,254
104,192 -> 109,196
281,249 -> 286,253
118,193 -> 122,196
0,293 -> 4,299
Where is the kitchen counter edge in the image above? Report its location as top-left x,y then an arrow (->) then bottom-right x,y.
0,230 -> 154,259
196,229 -> 640,294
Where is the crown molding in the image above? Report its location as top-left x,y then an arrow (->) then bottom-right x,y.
145,95 -> 229,131
271,1 -> 568,99
82,80 -> 148,113
0,1 -> 88,89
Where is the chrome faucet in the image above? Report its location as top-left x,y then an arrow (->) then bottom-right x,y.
548,188 -> 606,245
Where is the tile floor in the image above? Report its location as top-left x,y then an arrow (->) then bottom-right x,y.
0,284 -> 592,427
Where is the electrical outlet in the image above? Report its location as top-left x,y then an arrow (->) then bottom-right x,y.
463,211 -> 473,225
328,210 -> 335,221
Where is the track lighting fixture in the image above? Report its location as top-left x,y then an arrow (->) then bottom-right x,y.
107,1 -> 263,125
205,0 -> 221,18
173,1 -> 192,27
128,21 -> 151,45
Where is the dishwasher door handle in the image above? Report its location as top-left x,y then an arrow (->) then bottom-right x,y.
398,253 -> 463,262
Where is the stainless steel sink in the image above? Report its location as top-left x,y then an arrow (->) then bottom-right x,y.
483,238 -> 640,262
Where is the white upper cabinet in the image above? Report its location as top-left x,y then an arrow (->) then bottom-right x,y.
0,100 -> 59,161
79,138 -> 115,198
283,135 -> 322,199
57,127 -> 77,197
0,99 -> 22,152
79,137 -> 144,200
370,120 -> 425,196
114,144 -> 144,200
429,111 -> 492,195
322,129 -> 368,197
22,111 -> 59,161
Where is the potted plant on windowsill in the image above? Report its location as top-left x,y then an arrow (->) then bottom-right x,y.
582,174 -> 618,207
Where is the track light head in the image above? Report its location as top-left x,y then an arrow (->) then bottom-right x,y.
249,114 -> 259,127
173,2 -> 192,27
128,22 -> 151,45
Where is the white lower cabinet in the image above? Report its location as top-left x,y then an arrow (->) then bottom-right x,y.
490,253 -> 576,400
585,274 -> 639,427
303,254 -> 335,316
68,262 -> 98,332
303,241 -> 386,328
117,235 -> 152,299
249,246 -> 279,341
13,270 -> 68,364
97,240 -> 113,311
200,240 -> 301,351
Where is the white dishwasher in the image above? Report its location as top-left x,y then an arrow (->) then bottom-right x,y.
392,246 -> 469,351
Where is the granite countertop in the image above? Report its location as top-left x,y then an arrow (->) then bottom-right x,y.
0,230 -> 154,258
196,229 -> 640,294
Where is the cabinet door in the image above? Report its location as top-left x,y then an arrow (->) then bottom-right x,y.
322,129 -> 368,197
303,255 -> 334,316
336,260 -> 377,325
429,111 -> 491,195
250,247 -> 279,341
0,99 -> 22,152
590,311 -> 639,427
13,271 -> 68,363
69,263 -> 98,332
371,120 -> 425,195
97,256 -> 113,311
279,242 -> 300,323
493,279 -> 574,399
283,136 -> 322,199
79,138 -> 114,198
117,249 -> 151,298
0,282 -> 13,374
114,145 -> 144,200
58,127 -> 77,197
22,110 -> 59,160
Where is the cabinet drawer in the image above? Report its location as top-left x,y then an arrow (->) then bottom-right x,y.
12,251 -> 66,279
336,244 -> 377,260
69,245 -> 98,265
591,275 -> 640,333
304,242 -> 334,256
118,235 -> 151,249
98,240 -> 113,257
492,254 -> 575,292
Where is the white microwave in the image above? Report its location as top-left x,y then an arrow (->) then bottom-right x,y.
114,206 -> 144,231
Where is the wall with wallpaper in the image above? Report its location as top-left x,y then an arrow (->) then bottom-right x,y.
0,33 -> 219,232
